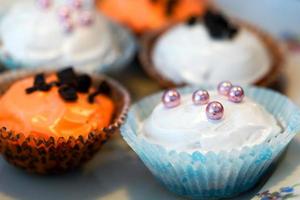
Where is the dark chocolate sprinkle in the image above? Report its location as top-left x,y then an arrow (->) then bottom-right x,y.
26,73 -> 52,93
25,87 -> 37,94
98,81 -> 111,95
76,74 -> 92,93
186,16 -> 198,26
57,67 -> 77,86
88,92 -> 99,104
165,0 -> 179,17
39,84 -> 51,92
87,81 -> 111,104
34,74 -> 46,88
203,10 -> 239,40
58,85 -> 78,102
24,67 -> 99,104
34,73 -> 51,91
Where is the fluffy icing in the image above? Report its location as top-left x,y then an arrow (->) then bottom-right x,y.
152,23 -> 272,85
142,91 -> 281,153
0,75 -> 114,138
0,1 -> 118,71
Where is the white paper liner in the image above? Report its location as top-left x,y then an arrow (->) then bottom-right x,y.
121,86 -> 300,199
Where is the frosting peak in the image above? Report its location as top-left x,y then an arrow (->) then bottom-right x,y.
142,91 -> 281,153
152,23 -> 271,85
0,1 -> 116,70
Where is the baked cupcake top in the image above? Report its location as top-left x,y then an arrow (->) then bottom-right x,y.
0,68 -> 114,139
97,0 -> 206,34
142,82 -> 281,153
152,10 -> 272,85
0,0 -> 117,70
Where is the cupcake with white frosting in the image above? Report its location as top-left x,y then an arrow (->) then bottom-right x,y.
121,82 -> 300,199
140,10 -> 283,87
0,0 -> 136,72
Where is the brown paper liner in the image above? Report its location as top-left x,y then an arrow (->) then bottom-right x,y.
139,20 -> 285,88
0,69 -> 130,174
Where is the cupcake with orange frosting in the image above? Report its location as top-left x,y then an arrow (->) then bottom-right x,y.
0,67 -> 130,174
97,0 -> 207,34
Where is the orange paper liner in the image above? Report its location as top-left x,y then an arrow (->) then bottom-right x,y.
0,69 -> 130,174
139,20 -> 285,88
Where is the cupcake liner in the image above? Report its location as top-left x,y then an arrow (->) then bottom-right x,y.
0,69 -> 130,174
121,86 -> 300,199
0,19 -> 136,73
139,20 -> 285,88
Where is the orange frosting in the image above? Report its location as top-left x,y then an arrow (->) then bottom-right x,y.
97,0 -> 207,33
0,76 -> 114,139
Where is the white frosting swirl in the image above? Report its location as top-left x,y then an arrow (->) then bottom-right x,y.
142,92 -> 281,153
152,23 -> 271,85
0,1 -> 118,71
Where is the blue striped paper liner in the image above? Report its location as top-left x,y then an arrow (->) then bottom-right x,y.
121,86 -> 300,200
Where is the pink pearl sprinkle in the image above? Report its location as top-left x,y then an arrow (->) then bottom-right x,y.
229,86 -> 244,103
218,81 -> 233,96
37,0 -> 51,9
162,89 -> 181,108
79,12 -> 94,26
62,19 -> 74,33
58,6 -> 71,21
72,0 -> 83,9
192,89 -> 209,105
206,101 -> 224,120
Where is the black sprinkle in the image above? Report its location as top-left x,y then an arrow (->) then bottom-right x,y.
76,74 -> 92,93
24,67 -> 96,103
34,74 -> 51,91
39,84 -> 51,92
98,81 -> 111,95
57,67 -> 77,86
165,0 -> 179,17
58,85 -> 78,102
26,73 -> 52,94
34,74 -> 46,88
88,92 -> 99,104
203,10 -> 239,40
186,16 -> 198,26
25,87 -> 37,94
87,81 -> 111,104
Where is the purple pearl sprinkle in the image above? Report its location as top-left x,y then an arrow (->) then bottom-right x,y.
206,101 -> 224,120
37,0 -> 51,9
162,89 -> 180,108
72,0 -> 83,9
218,81 -> 233,96
228,86 -> 244,103
80,12 -> 94,26
58,6 -> 71,21
62,19 -> 74,33
192,89 -> 209,105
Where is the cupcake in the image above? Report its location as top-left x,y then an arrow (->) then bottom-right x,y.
121,81 -> 300,199
0,67 -> 130,174
97,0 -> 207,34
0,0 -> 136,72
140,10 -> 284,87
